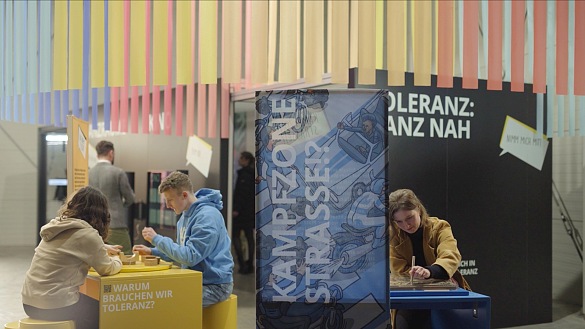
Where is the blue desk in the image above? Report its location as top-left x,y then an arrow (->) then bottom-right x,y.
390,288 -> 491,329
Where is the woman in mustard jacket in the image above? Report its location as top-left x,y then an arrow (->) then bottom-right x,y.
389,188 -> 470,329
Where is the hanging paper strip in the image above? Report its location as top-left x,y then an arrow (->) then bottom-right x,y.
375,0 -> 383,70
223,0 -> 242,83
164,85 -> 172,135
455,1 -> 463,77
251,0 -> 267,84
27,1 -> 37,95
357,0 -> 376,85
44,93 -> 51,126
176,1 -> 192,85
90,0 -> 105,88
331,0 -> 349,84
0,1 -> 4,120
199,1 -> 218,84
152,1 -> 168,86
267,1 -> 277,84
131,86 -> 139,133
437,0 -> 454,88
502,1 -> 511,83
53,1 -> 67,90
278,0 -> 298,83
142,1 -> 151,134
463,0 -> 479,89
175,85 -> 183,136
72,90 -> 79,118
556,1 -> 568,95
111,87 -> 119,131
109,0 -> 124,87
4,0 -> 11,120
54,91 -> 61,126
387,0 -> 405,86
104,0 -> 111,131
487,1 -> 502,90
14,1 -> 24,97
510,0 -> 525,92
164,0 -> 173,136
221,82 -> 229,139
82,0 -> 90,122
244,0 -> 252,88
304,0 -> 324,83
350,1 -> 358,69
186,84 -> 195,136
152,86 -> 161,134
533,1 -> 546,94
413,1 -> 432,86
480,0 -> 488,81
207,84 -> 217,138
130,0 -> 146,87
198,83 -> 207,137
69,0 -> 83,90
536,93 -> 544,134
92,88 -> 98,129
568,0 -> 575,135
574,1 -> 585,95
120,0 -> 130,133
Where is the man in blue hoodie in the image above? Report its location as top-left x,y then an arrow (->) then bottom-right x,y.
133,171 -> 234,307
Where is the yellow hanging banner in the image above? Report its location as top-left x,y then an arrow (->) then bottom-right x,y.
68,1 -> 83,90
331,0 -> 349,84
278,1 -> 298,83
304,0 -> 324,83
130,1 -> 146,86
90,0 -> 105,88
152,1 -> 168,86
108,0 -> 124,87
53,1 -> 68,90
176,1 -> 192,85
387,0 -> 406,86
224,0 -> 242,84
358,0 -> 376,85
199,1 -> 217,84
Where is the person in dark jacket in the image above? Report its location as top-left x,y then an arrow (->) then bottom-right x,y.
232,151 -> 256,274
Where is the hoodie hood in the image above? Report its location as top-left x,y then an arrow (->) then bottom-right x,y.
192,188 -> 223,212
40,217 -> 94,242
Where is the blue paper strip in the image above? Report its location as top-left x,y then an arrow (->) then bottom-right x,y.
82,0 -> 90,122
39,0 -> 51,92
21,94 -> 27,123
536,93 -> 543,135
63,90 -> 69,126
92,88 -> 98,130
5,96 -> 10,121
45,92 -> 51,125
72,89 -> 79,118
55,91 -> 61,126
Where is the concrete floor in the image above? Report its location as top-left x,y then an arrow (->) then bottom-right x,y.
1,246 -> 584,329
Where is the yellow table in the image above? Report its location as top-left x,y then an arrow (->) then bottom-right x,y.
80,268 -> 202,329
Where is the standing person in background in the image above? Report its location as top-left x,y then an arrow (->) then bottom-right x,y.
389,188 -> 471,329
89,140 -> 135,254
133,171 -> 234,307
232,151 -> 256,274
22,186 -> 122,329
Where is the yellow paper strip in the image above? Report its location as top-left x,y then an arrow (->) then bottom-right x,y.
175,1 -> 192,85
90,0 -> 105,88
327,1 -> 332,74
108,0 -> 124,87
68,0 -> 83,90
376,0 -> 384,69
199,1 -> 217,84
350,0 -> 358,68
278,1 -> 298,83
53,1 -> 68,90
387,0 -> 406,86
358,0 -> 376,84
413,1 -> 432,86
130,1 -> 146,86
251,1 -> 268,84
267,1 -> 278,84
331,0 -> 349,84
223,0 -> 242,83
304,0 -> 324,83
152,1 -> 168,86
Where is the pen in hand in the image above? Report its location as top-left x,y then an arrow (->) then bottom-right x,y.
410,255 -> 415,285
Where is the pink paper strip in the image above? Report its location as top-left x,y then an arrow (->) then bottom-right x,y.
533,0 -> 547,94
487,1 -> 502,90
142,1 -> 151,134
207,84 -> 217,138
186,84 -> 195,136
511,0 -> 525,92
120,0 -> 130,132
463,0 -> 479,89
175,85 -> 184,136
152,85 -> 160,134
131,86 -> 139,133
221,83 -> 229,139
198,83 -> 207,137
111,87 -> 119,131
164,0 -> 173,135
437,1 -> 453,88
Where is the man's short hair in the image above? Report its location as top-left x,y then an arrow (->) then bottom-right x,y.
95,141 -> 114,157
159,171 -> 193,194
